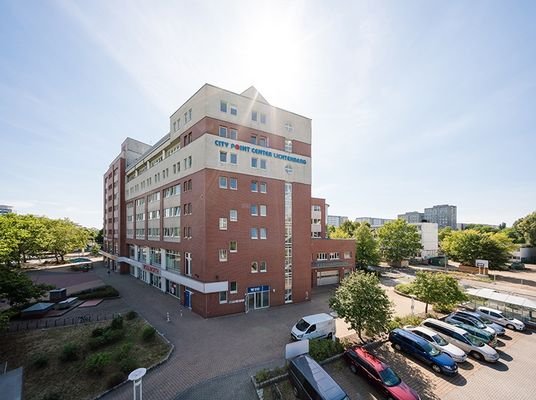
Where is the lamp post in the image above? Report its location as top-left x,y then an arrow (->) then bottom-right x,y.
128,368 -> 147,400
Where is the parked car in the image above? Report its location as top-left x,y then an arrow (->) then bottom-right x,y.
445,312 -> 497,336
403,326 -> 467,363
388,328 -> 458,376
449,322 -> 497,348
291,313 -> 336,341
288,354 -> 349,400
476,306 -> 526,331
454,309 -> 506,335
510,262 -> 525,270
421,318 -> 499,362
344,345 -> 420,400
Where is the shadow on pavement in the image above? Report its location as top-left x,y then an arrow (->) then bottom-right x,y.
500,334 -> 513,341
496,349 -> 513,362
495,340 -> 506,348
379,278 -> 399,288
457,361 -> 474,371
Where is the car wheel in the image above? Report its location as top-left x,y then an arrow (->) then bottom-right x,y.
327,333 -> 333,340
431,364 -> 442,374
350,364 -> 357,374
506,324 -> 515,330
471,351 -> 483,361
292,385 -> 299,398
393,343 -> 402,351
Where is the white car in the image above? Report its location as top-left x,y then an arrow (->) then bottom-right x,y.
476,306 -> 525,331
404,326 -> 467,363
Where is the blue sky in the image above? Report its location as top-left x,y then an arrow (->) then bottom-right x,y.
1,0 -> 535,228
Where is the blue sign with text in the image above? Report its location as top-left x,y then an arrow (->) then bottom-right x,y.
248,285 -> 269,293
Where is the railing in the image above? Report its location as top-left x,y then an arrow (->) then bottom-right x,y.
6,312 -> 123,333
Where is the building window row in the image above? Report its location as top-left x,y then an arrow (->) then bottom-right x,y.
219,150 -> 238,165
183,226 -> 192,239
250,157 -> 267,170
148,228 -> 160,238
250,180 -> 267,193
250,227 -> 267,240
149,210 -> 160,220
219,126 -> 238,140
220,100 -> 238,116
250,134 -> 268,147
219,176 -> 238,190
163,227 -> 180,238
164,206 -> 180,217
250,204 -> 267,217
164,184 -> 181,197
251,110 -> 267,124
183,203 -> 192,215
251,261 -> 267,273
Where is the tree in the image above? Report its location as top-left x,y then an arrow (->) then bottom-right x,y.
438,226 -> 453,243
329,271 -> 392,343
0,266 -> 54,306
377,219 -> 422,266
441,229 -> 515,268
45,219 -> 90,262
514,212 -> 536,246
412,271 -> 467,313
354,224 -> 380,268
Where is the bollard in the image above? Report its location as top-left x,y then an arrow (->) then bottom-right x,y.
166,312 -> 170,322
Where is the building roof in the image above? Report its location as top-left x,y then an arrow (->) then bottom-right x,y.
240,86 -> 270,104
465,288 -> 536,310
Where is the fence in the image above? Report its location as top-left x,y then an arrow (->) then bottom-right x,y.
6,312 -> 123,333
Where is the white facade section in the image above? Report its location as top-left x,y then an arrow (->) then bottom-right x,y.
411,222 -> 439,258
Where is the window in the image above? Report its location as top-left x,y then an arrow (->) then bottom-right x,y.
250,204 -> 258,216
220,100 -> 227,113
219,218 -> 228,230
260,182 -> 267,193
344,251 -> 352,259
230,281 -> 237,294
317,252 -> 328,261
230,153 -> 237,164
219,126 -> 227,137
260,261 -> 267,272
285,122 -> 294,132
219,176 -> 228,189
329,252 -> 340,260
230,104 -> 237,116
230,178 -> 238,190
173,121 -> 177,131
260,228 -> 267,239
220,151 -> 227,163
285,139 -> 293,153
258,136 -> 267,147
312,205 -> 321,212
219,291 -> 227,303
184,252 -> 192,275
251,181 -> 258,192
250,228 -> 258,239
229,209 -> 237,222
229,128 -> 237,139
229,241 -> 237,252
250,135 -> 257,145
260,113 -> 266,124
164,184 -> 180,197
219,249 -> 228,262
260,205 -> 267,216
260,159 -> 267,169
166,250 -> 180,273
251,157 -> 258,168
251,261 -> 258,273
251,111 -> 257,122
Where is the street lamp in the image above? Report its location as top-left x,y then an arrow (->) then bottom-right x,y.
128,368 -> 147,400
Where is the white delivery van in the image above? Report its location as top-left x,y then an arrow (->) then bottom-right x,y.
291,313 -> 336,341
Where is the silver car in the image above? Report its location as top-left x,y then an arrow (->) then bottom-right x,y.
404,325 -> 467,363
455,309 -> 506,335
476,306 -> 525,331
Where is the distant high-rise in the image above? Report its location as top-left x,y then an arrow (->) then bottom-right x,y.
0,205 -> 13,215
397,211 -> 424,224
424,205 -> 457,229
327,215 -> 348,228
354,217 -> 393,228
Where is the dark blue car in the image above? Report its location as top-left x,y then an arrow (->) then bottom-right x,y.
389,328 -> 458,376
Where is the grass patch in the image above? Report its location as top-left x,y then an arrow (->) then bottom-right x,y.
0,318 -> 170,400
74,285 -> 119,300
395,282 -> 415,295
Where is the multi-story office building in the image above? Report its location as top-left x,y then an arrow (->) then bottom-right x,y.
102,84 -> 326,317
397,211 -> 424,224
354,217 -> 393,228
0,205 -> 13,215
327,215 -> 348,228
423,204 -> 457,229
410,222 -> 438,258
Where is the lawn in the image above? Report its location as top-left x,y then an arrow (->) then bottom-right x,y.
0,314 -> 171,400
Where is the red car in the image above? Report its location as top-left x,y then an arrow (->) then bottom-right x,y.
344,346 -> 420,400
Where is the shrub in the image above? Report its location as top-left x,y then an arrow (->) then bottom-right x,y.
387,314 -> 425,331
32,354 -> 49,369
433,303 -> 457,314
308,338 -> 344,362
395,283 -> 415,295
114,342 -> 133,361
125,310 -> 138,320
88,336 -> 107,350
60,343 -> 79,362
41,393 -> 62,400
92,327 -> 105,337
106,372 -> 126,389
88,327 -> 124,349
254,366 -> 287,383
119,356 -> 139,374
76,285 -> 119,300
141,325 -> 156,341
85,352 -> 112,375
111,315 -> 124,330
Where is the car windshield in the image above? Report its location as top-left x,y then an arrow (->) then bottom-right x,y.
422,341 -> 440,356
432,334 -> 448,346
295,319 -> 309,331
466,334 -> 484,347
473,320 -> 486,329
379,367 -> 401,387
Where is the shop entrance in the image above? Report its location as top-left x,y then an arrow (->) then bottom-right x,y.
245,285 -> 270,312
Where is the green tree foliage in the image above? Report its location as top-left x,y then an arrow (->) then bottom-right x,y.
46,218 -> 90,262
330,220 -> 361,239
412,271 -> 467,314
377,219 -> 422,266
441,229 -> 516,268
354,224 -> 380,268
461,224 -> 500,233
514,211 -> 536,246
0,265 -> 53,306
438,227 -> 453,243
329,271 -> 392,343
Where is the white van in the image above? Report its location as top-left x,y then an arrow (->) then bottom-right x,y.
476,306 -> 525,331
291,313 -> 336,341
421,318 -> 499,362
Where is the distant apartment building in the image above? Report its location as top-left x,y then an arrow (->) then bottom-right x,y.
354,217 -> 393,228
327,215 -> 348,228
311,198 -> 355,287
457,223 -> 499,230
399,204 -> 457,229
411,222 -> 439,258
0,205 -> 14,215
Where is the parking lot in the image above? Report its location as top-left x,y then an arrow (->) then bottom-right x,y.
322,328 -> 535,400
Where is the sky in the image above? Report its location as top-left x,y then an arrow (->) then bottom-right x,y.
1,0 -> 535,228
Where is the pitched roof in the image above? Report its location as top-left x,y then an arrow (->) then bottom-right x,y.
240,86 -> 270,105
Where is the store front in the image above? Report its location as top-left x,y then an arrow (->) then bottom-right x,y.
245,285 -> 270,312
166,280 -> 180,299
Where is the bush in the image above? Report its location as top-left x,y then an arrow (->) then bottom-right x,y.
85,352 -> 112,375
141,325 -> 156,341
76,285 -> 119,300
106,372 -> 126,389
388,314 -> 425,331
125,310 -> 138,320
119,356 -> 139,374
308,338 -> 344,362
92,327 -> 105,337
254,366 -> 287,383
111,315 -> 124,330
114,342 -> 133,361
60,343 -> 79,362
395,283 -> 415,295
88,327 -> 124,349
41,393 -> 62,400
32,354 -> 49,369
433,303 -> 457,314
